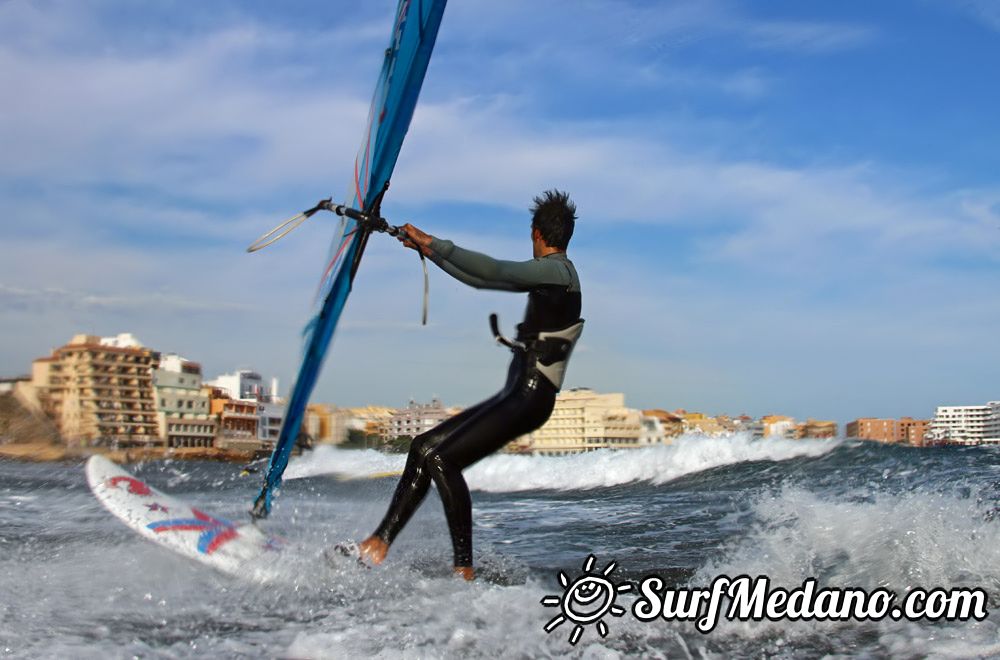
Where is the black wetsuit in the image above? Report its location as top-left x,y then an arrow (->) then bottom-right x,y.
371,238 -> 582,567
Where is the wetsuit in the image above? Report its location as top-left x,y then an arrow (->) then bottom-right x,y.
371,237 -> 583,567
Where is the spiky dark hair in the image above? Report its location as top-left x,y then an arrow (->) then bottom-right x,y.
530,189 -> 576,250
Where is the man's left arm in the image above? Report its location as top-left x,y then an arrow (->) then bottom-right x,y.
430,238 -> 569,289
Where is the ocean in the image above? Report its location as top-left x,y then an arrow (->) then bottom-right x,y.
2,434 -> 999,658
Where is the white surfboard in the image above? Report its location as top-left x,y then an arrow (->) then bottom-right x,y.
86,455 -> 283,579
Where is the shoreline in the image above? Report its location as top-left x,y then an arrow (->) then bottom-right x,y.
0,442 -> 260,464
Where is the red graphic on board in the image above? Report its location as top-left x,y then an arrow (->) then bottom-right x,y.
106,476 -> 153,496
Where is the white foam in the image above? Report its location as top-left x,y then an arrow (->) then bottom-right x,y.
285,434 -> 838,493
692,485 -> 1000,650
284,446 -> 406,480
698,485 -> 1000,590
467,433 -> 837,492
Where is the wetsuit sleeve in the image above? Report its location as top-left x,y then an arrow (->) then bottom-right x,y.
429,237 -> 570,292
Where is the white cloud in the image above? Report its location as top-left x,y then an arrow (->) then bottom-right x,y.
0,1 -> 996,423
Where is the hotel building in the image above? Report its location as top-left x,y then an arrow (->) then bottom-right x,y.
927,403 -> 1000,445
519,388 -> 644,455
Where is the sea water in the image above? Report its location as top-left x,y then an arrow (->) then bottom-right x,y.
2,434 -> 1000,658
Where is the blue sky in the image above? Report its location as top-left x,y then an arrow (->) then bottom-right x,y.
2,0 -> 998,425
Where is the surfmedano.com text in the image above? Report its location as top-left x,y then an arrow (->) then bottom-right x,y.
632,575 -> 989,633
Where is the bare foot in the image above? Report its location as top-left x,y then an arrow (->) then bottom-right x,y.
453,566 -> 475,581
358,536 -> 388,565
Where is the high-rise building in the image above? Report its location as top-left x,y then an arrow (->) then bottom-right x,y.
30,334 -> 160,446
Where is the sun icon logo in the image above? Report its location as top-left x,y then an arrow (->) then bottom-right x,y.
540,554 -> 632,646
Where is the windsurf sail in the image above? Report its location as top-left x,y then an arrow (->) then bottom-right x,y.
252,0 -> 448,519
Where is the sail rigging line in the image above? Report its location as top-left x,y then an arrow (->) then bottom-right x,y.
245,198 -> 333,253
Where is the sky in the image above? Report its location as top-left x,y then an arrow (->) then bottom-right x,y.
1,0 -> 998,425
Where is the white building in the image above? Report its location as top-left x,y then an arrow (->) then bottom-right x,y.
206,369 -> 284,447
206,370 -> 276,402
928,402 -> 1000,445
989,402 -> 1000,440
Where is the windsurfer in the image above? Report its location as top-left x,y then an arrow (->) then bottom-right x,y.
357,189 -> 584,580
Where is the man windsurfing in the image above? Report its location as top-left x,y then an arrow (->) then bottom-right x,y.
356,189 -> 584,580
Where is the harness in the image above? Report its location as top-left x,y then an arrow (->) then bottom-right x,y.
489,313 -> 585,390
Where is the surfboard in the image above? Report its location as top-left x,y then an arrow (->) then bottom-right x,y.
86,455 -> 283,579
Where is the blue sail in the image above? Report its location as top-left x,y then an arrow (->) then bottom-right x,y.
253,0 -> 448,518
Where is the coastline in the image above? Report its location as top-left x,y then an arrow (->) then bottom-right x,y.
0,442 -> 260,464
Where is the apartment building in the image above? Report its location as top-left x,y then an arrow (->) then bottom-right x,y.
386,399 -> 450,440
30,334 -> 161,446
846,417 -> 928,445
209,388 -> 259,451
927,403 -> 1000,445
153,354 -> 215,448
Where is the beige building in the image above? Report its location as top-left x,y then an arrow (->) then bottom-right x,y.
519,388 -> 644,455
305,403 -> 349,445
342,405 -> 396,439
31,334 -> 161,446
794,419 -> 838,439
679,411 -> 726,436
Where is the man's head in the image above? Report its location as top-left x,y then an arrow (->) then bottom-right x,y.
530,189 -> 576,254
